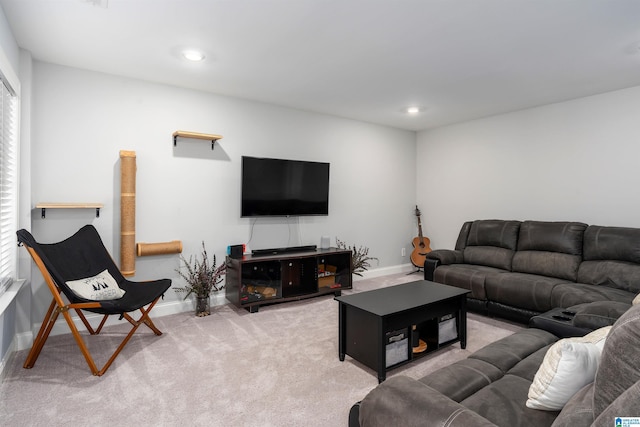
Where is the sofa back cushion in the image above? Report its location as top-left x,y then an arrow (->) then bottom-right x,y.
593,302 -> 640,418
462,220 -> 520,270
454,221 -> 473,251
578,225 -> 640,294
511,221 -> 587,281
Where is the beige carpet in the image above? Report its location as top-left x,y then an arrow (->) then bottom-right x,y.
0,273 -> 521,426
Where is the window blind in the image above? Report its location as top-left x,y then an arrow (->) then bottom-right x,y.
0,79 -> 18,295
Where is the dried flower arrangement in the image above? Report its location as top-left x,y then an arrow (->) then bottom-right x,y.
336,238 -> 379,277
174,242 -> 226,316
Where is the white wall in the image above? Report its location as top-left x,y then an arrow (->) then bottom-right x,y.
28,61 -> 417,322
417,85 -> 640,250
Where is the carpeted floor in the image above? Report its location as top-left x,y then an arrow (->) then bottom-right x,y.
0,273 -> 522,426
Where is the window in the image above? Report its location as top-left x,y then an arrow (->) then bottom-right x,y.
0,79 -> 18,295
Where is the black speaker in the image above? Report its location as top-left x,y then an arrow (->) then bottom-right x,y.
228,244 -> 245,259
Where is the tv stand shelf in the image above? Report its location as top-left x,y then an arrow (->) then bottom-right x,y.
225,248 -> 352,313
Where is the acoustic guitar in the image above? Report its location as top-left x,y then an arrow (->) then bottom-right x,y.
410,205 -> 432,268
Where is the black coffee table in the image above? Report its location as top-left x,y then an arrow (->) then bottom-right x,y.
335,280 -> 469,382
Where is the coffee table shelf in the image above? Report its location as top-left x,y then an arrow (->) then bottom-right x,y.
335,280 -> 469,382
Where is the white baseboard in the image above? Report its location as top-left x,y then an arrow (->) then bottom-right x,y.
354,263 -> 415,280
0,335 -> 17,381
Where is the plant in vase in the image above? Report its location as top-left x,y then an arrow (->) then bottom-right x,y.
174,242 -> 226,317
336,238 -> 379,277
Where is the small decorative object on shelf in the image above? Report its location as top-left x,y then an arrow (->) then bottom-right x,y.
336,238 -> 379,277
174,242 -> 226,317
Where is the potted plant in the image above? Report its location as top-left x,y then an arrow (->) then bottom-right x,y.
174,242 -> 226,317
336,238 -> 379,277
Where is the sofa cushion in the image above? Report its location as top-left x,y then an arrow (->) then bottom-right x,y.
467,219 -> 521,250
507,345 -> 553,382
550,282 -> 635,308
583,225 -> 640,264
550,383 -> 595,427
485,273 -> 568,313
461,220 -> 521,270
517,221 -> 587,255
577,260 -> 640,294
593,379 -> 640,426
455,221 -> 473,250
420,357 -> 504,402
433,264 -> 505,300
461,374 -> 560,427
464,246 -> 516,271
469,328 -> 558,373
512,251 -> 581,282
512,221 -> 587,281
359,377 -> 498,427
592,303 -> 640,418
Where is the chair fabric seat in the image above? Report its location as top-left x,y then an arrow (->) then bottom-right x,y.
19,225 -> 171,313
17,224 -> 171,376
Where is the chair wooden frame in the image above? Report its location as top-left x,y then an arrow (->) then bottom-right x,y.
22,243 -> 164,376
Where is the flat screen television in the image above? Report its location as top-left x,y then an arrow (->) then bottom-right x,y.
241,156 -> 330,217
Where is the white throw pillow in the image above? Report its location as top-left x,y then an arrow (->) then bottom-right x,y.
633,293 -> 640,305
526,326 -> 611,411
66,269 -> 126,300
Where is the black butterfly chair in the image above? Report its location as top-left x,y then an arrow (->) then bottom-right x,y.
17,225 -> 172,376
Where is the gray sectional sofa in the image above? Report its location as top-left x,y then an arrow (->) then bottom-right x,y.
424,220 -> 640,324
348,220 -> 640,426
353,301 -> 640,427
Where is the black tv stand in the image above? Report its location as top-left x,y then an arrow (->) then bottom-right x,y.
252,245 -> 317,256
226,247 -> 353,312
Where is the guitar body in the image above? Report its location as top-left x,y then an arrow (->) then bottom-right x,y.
410,236 -> 432,268
410,205 -> 432,268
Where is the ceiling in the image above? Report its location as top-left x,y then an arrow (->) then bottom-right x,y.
2,0 -> 640,131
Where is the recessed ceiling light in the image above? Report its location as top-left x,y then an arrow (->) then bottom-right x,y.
182,50 -> 206,61
406,106 -> 423,115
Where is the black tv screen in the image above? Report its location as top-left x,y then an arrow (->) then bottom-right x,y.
241,156 -> 330,217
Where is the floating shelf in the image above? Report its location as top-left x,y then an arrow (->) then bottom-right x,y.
172,130 -> 223,150
36,203 -> 104,219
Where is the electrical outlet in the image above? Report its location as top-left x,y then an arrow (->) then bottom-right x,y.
401,247 -> 406,257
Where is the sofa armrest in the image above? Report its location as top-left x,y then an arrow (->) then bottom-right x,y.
428,249 -> 464,265
569,301 -> 631,329
424,249 -> 463,281
424,258 -> 439,281
358,376 -> 497,427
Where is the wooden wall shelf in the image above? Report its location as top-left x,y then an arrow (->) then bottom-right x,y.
36,203 -> 104,218
172,130 -> 223,150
